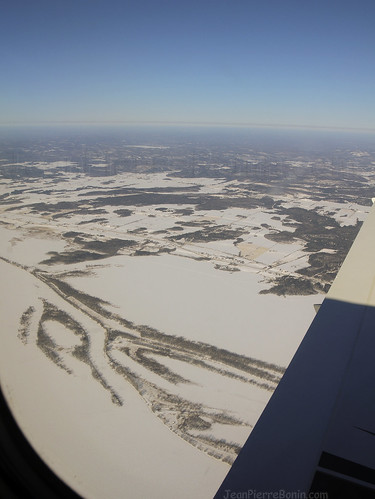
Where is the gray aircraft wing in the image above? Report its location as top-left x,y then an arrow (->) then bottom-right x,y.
215,202 -> 375,498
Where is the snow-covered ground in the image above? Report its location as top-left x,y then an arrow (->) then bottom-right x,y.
63,253 -> 318,365
0,168 -> 366,498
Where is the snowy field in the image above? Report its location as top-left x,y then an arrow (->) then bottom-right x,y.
0,166 -> 369,498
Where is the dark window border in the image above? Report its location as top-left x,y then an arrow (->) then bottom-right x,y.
0,386 -> 81,498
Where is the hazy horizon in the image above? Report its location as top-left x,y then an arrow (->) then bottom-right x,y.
1,120 -> 375,133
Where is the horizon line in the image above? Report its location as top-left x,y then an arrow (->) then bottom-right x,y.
1,120 -> 375,133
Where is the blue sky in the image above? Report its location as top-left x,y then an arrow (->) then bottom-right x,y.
1,0 -> 374,129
